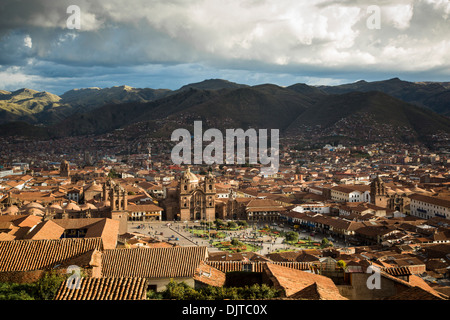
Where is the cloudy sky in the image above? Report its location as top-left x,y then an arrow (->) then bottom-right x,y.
0,0 -> 449,94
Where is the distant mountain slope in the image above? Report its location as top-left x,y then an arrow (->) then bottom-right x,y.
177,79 -> 249,91
287,91 -> 450,143
51,88 -> 224,137
0,88 -> 69,125
60,85 -> 172,111
1,78 -> 449,147
317,78 -> 450,116
50,84 -> 312,137
176,84 -> 312,130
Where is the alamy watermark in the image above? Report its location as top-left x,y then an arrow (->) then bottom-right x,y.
171,121 -> 279,175
66,265 -> 81,289
366,5 -> 381,30
366,265 -> 381,290
66,5 -> 81,30
65,4 -> 382,32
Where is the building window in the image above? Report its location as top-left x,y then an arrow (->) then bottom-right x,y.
243,264 -> 252,272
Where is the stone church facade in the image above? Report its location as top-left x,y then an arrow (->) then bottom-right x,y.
162,168 -> 217,221
370,175 -> 411,212
179,168 -> 216,221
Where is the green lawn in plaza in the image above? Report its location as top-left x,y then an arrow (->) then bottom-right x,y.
211,240 -> 262,253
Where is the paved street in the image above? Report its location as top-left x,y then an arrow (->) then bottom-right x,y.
127,220 -> 348,255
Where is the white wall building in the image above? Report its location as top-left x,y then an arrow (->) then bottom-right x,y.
330,185 -> 371,203
293,202 -> 330,214
409,194 -> 450,219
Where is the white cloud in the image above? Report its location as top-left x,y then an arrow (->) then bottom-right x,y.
383,3 -> 414,29
0,0 -> 449,92
0,66 -> 40,91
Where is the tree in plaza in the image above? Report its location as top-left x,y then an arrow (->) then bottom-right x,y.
227,221 -> 237,229
321,237 -> 333,248
237,220 -> 248,228
285,231 -> 299,242
214,219 -> 226,228
231,238 -> 240,246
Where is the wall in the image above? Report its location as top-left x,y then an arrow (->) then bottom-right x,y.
337,273 -> 403,300
148,277 -> 195,292
225,272 -> 262,287
0,270 -> 46,284
0,268 -> 97,284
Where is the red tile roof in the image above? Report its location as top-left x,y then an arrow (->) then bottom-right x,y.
101,246 -> 208,278
263,263 -> 347,300
386,285 -> 448,300
53,218 -> 119,250
0,238 -> 103,272
382,266 -> 412,277
23,220 -> 65,240
193,262 -> 226,287
206,261 -> 316,273
54,277 -> 148,300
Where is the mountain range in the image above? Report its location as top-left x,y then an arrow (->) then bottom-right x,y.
0,78 -> 449,147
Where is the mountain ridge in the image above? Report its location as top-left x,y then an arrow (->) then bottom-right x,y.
0,78 -> 449,147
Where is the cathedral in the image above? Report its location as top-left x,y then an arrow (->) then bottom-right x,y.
163,168 -> 217,221
370,175 -> 410,212
179,168 -> 216,221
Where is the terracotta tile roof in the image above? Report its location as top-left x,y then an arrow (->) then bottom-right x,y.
409,193 -> 450,208
266,251 -> 303,262
0,238 -> 103,272
57,249 -> 101,269
246,199 -> 286,211
127,204 -> 163,212
54,277 -> 148,300
53,218 -> 119,250
0,222 -> 13,230
386,286 -> 448,300
332,185 -> 368,194
23,220 -> 65,240
263,263 -> 347,300
407,274 -> 449,299
84,219 -> 119,250
101,246 -> 208,278
206,261 -> 316,273
382,266 -> 412,277
355,225 -> 397,237
374,268 -> 449,300
52,218 -> 105,229
289,282 -> 347,300
193,262 -> 226,287
0,233 -> 15,241
0,215 -> 42,228
266,249 -> 323,262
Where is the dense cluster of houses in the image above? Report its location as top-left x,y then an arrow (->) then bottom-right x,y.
0,151 -> 449,300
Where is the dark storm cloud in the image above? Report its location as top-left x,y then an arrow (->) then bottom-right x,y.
0,0 -> 448,93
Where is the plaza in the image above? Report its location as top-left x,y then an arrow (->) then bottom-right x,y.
127,220 -> 348,255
